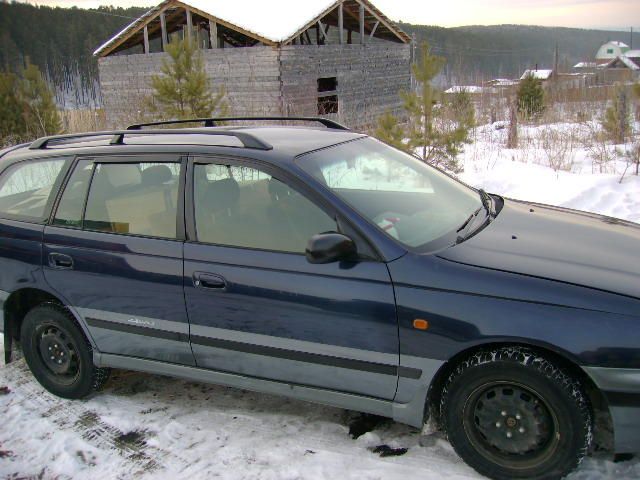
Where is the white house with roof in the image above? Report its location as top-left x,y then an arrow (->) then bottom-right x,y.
94,0 -> 412,129
595,40 -> 630,64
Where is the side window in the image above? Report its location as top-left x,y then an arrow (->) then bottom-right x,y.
53,160 -> 94,228
194,164 -> 336,253
0,158 -> 68,222
83,162 -> 181,238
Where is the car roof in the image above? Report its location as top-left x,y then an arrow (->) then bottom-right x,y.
0,126 -> 366,167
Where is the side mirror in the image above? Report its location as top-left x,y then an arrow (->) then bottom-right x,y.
305,233 -> 357,264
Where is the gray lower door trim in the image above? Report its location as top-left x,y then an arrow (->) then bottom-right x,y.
583,366 -> 640,393
95,352 -> 397,419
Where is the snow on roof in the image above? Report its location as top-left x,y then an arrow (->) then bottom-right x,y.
625,50 -> 640,58
606,55 -> 640,70
520,69 -> 553,80
94,0 -> 408,56
445,86 -> 485,94
484,78 -> 519,87
609,41 -> 629,48
573,61 -> 597,69
185,0 -> 337,42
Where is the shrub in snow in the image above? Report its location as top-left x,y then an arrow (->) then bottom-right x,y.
601,88 -> 631,145
517,74 -> 545,119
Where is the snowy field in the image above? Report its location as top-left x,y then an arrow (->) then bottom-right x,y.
1,121 -> 639,479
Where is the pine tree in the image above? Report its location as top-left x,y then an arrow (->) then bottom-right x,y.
0,71 -> 26,144
150,38 -> 228,119
401,42 -> 470,173
507,101 -> 518,149
517,74 -> 545,118
602,88 -> 629,144
18,62 -> 62,138
374,111 -> 406,150
632,83 -> 640,122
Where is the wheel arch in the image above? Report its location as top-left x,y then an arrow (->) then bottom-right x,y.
3,287 -> 96,364
425,339 -> 614,451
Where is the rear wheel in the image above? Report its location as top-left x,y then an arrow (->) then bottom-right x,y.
20,303 -> 110,399
441,347 -> 592,480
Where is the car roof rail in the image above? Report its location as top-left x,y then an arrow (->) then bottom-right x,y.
126,116 -> 351,131
28,129 -> 273,151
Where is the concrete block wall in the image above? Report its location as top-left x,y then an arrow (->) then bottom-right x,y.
99,46 -> 281,128
98,43 -> 410,130
280,43 -> 411,129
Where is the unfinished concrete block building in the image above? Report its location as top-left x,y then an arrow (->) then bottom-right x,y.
94,0 -> 412,129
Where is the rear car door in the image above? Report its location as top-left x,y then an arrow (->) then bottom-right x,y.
0,156 -> 71,353
184,157 -> 400,400
43,155 -> 194,365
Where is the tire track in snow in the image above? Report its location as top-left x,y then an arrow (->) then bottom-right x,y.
1,358 -> 468,478
1,359 -> 191,476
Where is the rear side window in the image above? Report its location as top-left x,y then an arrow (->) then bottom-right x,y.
83,162 -> 181,239
0,158 -> 68,222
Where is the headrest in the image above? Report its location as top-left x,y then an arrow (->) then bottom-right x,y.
268,178 -> 292,202
141,165 -> 173,186
205,178 -> 240,213
104,164 -> 141,188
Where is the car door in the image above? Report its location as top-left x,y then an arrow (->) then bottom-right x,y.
43,155 -> 194,365
183,156 -> 399,400
0,156 -> 72,356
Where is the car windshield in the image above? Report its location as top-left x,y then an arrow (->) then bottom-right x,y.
297,137 -> 483,250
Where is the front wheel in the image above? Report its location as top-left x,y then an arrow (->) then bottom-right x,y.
20,303 -> 110,399
441,347 -> 592,480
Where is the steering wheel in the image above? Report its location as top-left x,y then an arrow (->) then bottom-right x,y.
373,212 -> 405,240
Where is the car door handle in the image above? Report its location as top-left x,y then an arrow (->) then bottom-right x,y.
193,273 -> 226,290
49,253 -> 74,270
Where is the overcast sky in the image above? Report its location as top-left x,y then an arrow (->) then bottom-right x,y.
15,0 -> 640,29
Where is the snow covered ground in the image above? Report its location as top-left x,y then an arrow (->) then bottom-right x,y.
459,121 -> 640,224
1,121 -> 639,479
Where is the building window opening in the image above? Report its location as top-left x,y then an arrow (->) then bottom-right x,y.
317,77 -> 338,114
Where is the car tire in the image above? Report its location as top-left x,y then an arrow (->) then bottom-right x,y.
20,302 -> 110,399
441,346 -> 592,480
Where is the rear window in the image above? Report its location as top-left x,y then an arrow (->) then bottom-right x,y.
0,158 -> 69,222
83,162 -> 181,239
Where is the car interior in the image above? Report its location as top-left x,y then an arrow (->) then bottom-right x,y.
194,166 -> 336,253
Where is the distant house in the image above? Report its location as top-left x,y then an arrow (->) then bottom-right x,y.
597,47 -> 640,83
444,86 -> 486,94
595,40 -> 630,65
574,41 -> 640,84
520,69 -> 553,81
573,61 -> 597,70
484,78 -> 519,88
94,0 -> 412,129
627,50 -> 640,66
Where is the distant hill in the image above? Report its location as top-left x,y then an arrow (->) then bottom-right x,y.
0,2 -> 146,108
0,2 -> 638,107
401,23 -> 640,85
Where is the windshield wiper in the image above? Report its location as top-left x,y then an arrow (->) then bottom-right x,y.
478,188 -> 494,217
457,207 -> 482,233
456,206 -> 483,243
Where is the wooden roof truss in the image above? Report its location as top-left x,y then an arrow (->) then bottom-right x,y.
97,0 -> 409,57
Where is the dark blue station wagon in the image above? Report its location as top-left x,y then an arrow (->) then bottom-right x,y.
0,118 -> 638,480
